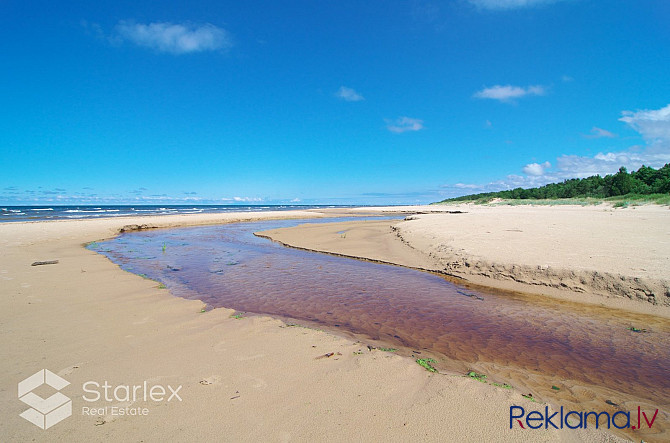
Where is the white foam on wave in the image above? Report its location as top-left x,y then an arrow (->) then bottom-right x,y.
64,209 -> 120,213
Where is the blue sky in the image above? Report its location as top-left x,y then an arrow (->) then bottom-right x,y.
1,0 -> 669,205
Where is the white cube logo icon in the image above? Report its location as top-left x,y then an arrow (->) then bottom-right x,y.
18,369 -> 71,429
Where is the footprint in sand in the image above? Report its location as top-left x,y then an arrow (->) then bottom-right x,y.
59,364 -> 81,376
199,375 -> 221,386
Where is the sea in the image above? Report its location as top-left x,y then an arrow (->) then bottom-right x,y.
0,205 -> 359,223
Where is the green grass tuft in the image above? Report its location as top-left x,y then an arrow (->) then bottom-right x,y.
377,347 -> 398,352
467,371 -> 487,383
416,358 -> 437,372
283,323 -> 323,332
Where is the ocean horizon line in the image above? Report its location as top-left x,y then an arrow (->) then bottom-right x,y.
0,204 -> 378,223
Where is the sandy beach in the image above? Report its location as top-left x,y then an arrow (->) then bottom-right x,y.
0,206 -> 662,442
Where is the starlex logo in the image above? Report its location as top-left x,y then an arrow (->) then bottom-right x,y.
18,369 -> 72,430
510,405 -> 659,430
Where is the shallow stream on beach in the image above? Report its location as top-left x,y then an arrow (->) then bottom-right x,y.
92,217 -> 670,440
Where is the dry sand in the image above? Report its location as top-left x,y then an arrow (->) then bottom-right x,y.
0,209 -> 640,442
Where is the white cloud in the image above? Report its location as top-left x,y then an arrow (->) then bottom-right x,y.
453,183 -> 482,189
335,86 -> 364,102
481,145 -> 670,191
386,117 -> 425,133
474,85 -> 545,103
469,0 -> 566,10
583,126 -> 617,139
552,148 -> 670,179
443,103 -> 670,194
233,196 -> 262,202
115,21 -> 231,54
619,104 -> 670,144
522,161 -> 551,176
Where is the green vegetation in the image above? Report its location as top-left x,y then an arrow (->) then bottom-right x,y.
283,323 -> 323,332
416,358 -> 438,372
230,313 -> 245,319
377,347 -> 398,352
492,382 -> 512,389
467,371 -> 487,383
435,164 -> 670,205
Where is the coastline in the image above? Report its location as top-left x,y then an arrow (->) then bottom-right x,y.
0,209 -> 640,441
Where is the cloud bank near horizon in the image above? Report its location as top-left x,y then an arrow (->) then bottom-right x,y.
443,103 -> 670,195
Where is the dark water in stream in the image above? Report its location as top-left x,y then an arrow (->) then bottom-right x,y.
91,217 -> 670,441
